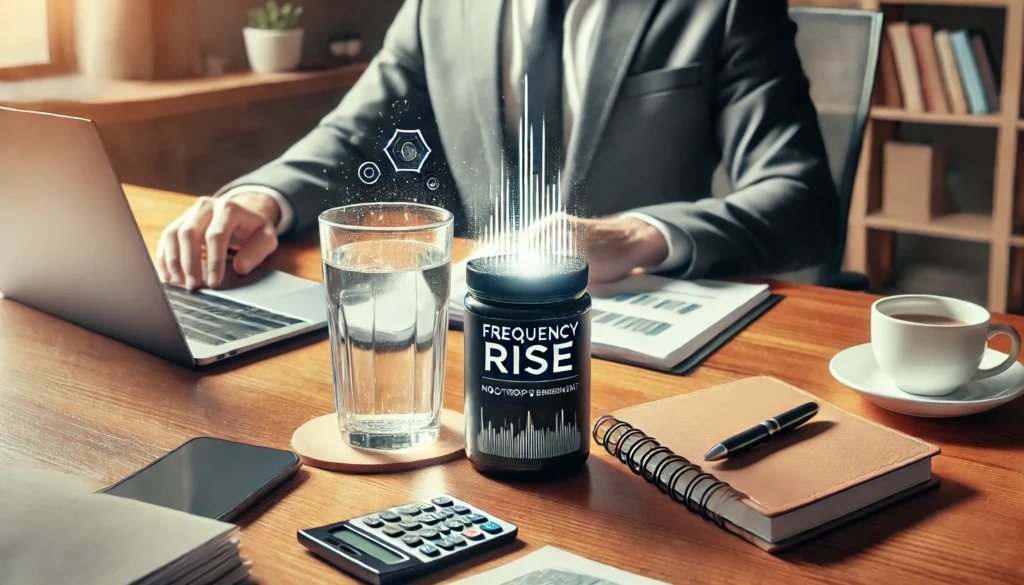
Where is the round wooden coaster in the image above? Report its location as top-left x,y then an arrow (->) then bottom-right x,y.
291,409 -> 465,473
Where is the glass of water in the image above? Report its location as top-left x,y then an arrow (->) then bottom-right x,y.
319,203 -> 454,450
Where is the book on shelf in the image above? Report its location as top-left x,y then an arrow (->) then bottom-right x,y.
951,29 -> 992,114
593,377 -> 941,552
971,33 -> 1000,113
876,33 -> 904,108
909,23 -> 950,114
934,30 -> 969,115
448,260 -> 773,372
886,22 -> 925,113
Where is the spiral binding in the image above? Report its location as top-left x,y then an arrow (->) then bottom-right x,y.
593,415 -> 729,528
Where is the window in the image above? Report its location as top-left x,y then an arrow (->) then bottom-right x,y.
0,0 -> 71,79
0,2 -> 50,68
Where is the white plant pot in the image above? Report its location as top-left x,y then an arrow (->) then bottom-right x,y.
243,27 -> 304,74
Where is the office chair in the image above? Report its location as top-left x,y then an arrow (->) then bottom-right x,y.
710,7 -> 883,290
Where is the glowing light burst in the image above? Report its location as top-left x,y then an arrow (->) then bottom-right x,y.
479,75 -> 579,271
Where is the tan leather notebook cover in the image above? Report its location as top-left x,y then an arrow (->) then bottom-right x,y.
935,30 -> 969,115
910,23 -> 950,114
611,377 -> 940,518
886,22 -> 925,112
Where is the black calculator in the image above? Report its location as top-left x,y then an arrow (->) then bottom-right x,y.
298,494 -> 518,585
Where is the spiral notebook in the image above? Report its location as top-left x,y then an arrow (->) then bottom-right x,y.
593,377 -> 940,552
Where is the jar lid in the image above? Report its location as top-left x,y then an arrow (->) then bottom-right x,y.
466,254 -> 589,304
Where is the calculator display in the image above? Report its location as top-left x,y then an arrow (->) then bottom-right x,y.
331,528 -> 404,565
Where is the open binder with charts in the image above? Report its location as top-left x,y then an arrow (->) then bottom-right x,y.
449,260 -> 779,373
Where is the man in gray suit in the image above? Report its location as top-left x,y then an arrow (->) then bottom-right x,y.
157,0 -> 838,290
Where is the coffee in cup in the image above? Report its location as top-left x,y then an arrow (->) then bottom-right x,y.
871,294 -> 1021,396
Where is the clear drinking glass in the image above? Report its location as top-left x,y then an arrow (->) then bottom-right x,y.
319,203 -> 454,450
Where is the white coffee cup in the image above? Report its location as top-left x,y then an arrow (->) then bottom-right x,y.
871,294 -> 1021,396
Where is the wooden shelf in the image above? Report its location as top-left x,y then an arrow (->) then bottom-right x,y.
864,212 -> 994,242
1011,233 -> 1024,246
880,0 -> 1009,7
0,63 -> 367,125
871,107 -> 1003,127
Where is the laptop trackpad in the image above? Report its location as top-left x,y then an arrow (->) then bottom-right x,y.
216,269 -> 326,322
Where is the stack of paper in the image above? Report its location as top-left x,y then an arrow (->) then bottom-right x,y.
0,467 -> 249,585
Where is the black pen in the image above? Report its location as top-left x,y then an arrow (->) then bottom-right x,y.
703,401 -> 819,461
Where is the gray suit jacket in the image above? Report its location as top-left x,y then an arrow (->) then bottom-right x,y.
224,0 -> 839,279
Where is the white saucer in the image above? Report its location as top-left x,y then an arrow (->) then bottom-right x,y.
829,343 -> 1024,417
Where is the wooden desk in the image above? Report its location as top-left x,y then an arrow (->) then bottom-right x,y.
2,185 -> 1022,584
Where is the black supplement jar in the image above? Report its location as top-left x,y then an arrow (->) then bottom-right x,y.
463,254 -> 591,477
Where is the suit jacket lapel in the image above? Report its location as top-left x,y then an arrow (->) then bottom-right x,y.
564,0 -> 659,207
465,0 -> 506,194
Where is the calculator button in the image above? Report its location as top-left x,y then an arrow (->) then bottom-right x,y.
465,514 -> 488,524
419,513 -> 440,525
451,505 -> 472,515
401,535 -> 422,547
398,521 -> 422,531
417,502 -> 436,513
418,544 -> 440,557
449,534 -> 467,547
379,511 -> 401,523
436,524 -> 451,534
462,527 -> 485,540
436,536 -> 457,550
431,496 -> 454,507
362,515 -> 383,528
396,505 -> 422,516
382,526 -> 404,538
480,522 -> 503,534
436,509 -> 455,519
444,519 -> 465,531
418,528 -> 441,540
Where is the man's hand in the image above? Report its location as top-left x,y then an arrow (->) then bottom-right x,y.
156,192 -> 281,290
525,214 -> 669,284
570,215 -> 669,283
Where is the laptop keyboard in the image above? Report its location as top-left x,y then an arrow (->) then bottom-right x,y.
163,285 -> 304,346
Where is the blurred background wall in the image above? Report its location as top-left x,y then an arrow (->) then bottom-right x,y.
110,0 -> 402,195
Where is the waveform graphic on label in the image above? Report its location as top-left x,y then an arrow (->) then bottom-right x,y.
476,408 -> 581,459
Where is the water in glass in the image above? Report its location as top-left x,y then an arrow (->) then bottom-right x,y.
324,238 -> 451,450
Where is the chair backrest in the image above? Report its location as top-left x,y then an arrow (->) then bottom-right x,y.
710,7 -> 883,283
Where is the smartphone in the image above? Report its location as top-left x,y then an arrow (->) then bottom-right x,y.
102,437 -> 302,521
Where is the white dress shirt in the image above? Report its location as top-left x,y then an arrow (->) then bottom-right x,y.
225,0 -> 687,271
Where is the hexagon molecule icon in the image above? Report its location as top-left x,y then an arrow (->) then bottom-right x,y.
384,129 -> 432,173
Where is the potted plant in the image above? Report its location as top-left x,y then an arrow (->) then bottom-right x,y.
244,1 -> 305,74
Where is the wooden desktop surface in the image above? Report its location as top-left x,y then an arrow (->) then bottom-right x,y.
1,185 -> 1021,584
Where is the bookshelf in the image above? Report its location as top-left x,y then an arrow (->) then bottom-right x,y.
818,0 -> 1024,312
870,106 -> 1002,126
863,211 -> 993,241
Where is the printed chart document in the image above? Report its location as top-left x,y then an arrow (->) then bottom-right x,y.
449,546 -> 669,585
450,260 -> 771,371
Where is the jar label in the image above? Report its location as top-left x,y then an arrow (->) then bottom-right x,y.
464,312 -> 591,463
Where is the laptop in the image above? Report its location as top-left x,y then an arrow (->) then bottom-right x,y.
0,107 -> 328,367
